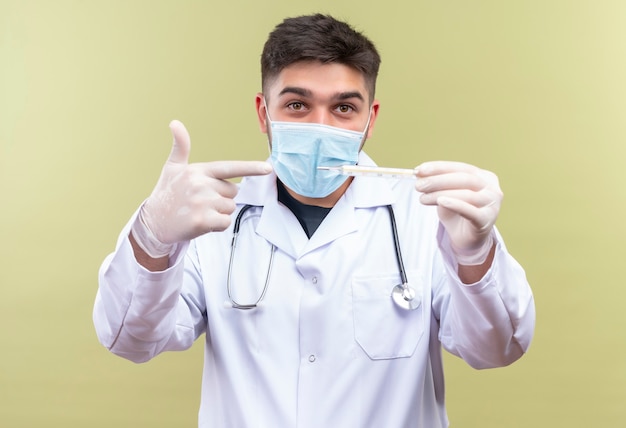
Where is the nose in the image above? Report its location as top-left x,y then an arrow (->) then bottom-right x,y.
310,109 -> 332,126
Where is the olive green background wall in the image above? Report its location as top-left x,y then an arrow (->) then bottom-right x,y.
1,0 -> 624,426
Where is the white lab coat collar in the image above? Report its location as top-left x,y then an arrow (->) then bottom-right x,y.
234,152 -> 399,259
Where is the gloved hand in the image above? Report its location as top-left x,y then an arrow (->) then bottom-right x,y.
131,120 -> 273,258
415,161 -> 502,265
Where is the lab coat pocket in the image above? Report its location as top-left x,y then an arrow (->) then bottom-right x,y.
352,274 -> 424,360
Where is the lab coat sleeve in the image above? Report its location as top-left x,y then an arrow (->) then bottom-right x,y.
93,215 -> 205,364
433,224 -> 535,369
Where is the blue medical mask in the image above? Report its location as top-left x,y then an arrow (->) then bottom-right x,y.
266,107 -> 371,198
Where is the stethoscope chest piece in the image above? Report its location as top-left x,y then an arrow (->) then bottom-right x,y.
392,283 -> 420,310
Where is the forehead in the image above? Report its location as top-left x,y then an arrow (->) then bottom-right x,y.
266,61 -> 369,102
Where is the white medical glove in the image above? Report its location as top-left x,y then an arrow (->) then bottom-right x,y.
130,120 -> 273,258
415,161 -> 502,265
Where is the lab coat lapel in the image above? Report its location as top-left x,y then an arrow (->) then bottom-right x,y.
257,199 -> 308,259
304,197 -> 357,254
236,172 -> 307,259
238,176 -> 359,259
303,170 -> 397,255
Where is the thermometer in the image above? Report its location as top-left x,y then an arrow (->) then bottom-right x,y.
317,165 -> 417,179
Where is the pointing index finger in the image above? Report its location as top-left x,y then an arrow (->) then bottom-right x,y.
203,160 -> 273,180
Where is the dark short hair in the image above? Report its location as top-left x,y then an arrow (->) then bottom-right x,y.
261,14 -> 381,102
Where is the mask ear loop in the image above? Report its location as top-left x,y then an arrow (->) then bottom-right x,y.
263,97 -> 273,155
359,107 -> 374,151
263,97 -> 274,122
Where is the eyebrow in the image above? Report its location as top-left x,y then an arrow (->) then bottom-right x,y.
278,86 -> 365,102
336,91 -> 365,102
279,86 -> 312,98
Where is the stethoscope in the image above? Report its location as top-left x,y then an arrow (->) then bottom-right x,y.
226,204 -> 419,311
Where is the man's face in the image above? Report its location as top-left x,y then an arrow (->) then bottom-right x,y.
256,61 -> 379,139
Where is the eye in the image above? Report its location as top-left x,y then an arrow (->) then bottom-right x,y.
288,102 -> 305,111
336,104 -> 354,114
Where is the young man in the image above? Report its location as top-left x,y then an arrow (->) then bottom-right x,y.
94,14 -> 535,427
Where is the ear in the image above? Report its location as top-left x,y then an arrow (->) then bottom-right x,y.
255,93 -> 268,134
365,100 -> 381,139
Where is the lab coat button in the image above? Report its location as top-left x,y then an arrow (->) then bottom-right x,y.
308,354 -> 316,363
312,277 -> 318,284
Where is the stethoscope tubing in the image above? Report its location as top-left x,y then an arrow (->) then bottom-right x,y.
227,205 -> 275,310
227,204 -> 416,310
386,205 -> 408,286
